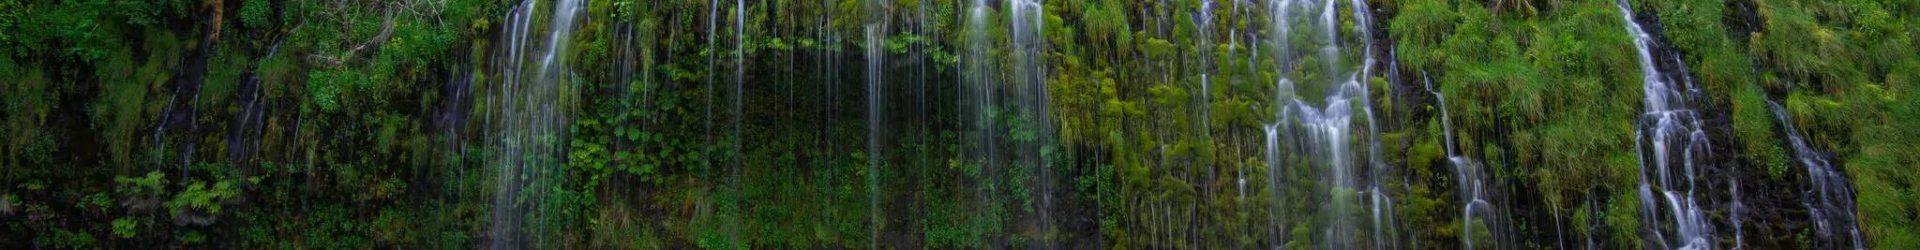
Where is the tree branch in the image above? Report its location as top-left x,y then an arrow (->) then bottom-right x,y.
308,6 -> 397,68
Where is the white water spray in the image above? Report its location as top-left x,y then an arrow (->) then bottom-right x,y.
1619,1 -> 1715,249
1768,101 -> 1866,250
489,0 -> 583,248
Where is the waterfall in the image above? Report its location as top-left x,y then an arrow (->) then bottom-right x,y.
489,0 -> 582,248
705,0 -> 719,172
1263,0 -> 1297,245
735,0 -> 747,173
1006,0 -> 1057,247
731,0 -> 749,244
964,0 -> 993,186
227,37 -> 285,170
959,1 -> 1004,246
1263,0 -> 1396,248
1348,1 -> 1399,247
155,26 -> 219,176
1428,73 -> 1506,250
864,2 -> 885,246
1767,101 -> 1866,250
1198,0 -> 1215,140
1618,1 -> 1715,249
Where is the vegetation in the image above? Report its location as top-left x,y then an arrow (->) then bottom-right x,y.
0,0 -> 1914,249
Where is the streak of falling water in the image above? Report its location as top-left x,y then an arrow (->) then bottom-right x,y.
734,0 -> 746,170
490,1 -> 534,247
865,0 -> 887,247
735,0 -> 746,131
1196,2 -> 1220,246
229,36 -> 286,170
1263,0 -> 1297,246
964,0 -> 992,178
489,0 -> 582,248
1347,1 -> 1400,247
1730,176 -> 1746,250
1619,0 -> 1715,249
1428,73 -> 1505,250
961,2 -> 1000,246
1768,101 -> 1866,250
705,0 -> 718,173
731,0 -> 747,244
1263,0 -> 1395,248
1007,0 -> 1055,247
1198,0 -> 1215,141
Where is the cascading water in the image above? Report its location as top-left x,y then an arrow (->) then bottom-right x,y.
1619,1 -> 1715,249
731,0 -> 749,244
1427,74 -> 1506,250
963,0 -> 994,210
1006,0 -> 1057,246
1262,0 -> 1297,245
227,37 -> 285,169
963,0 -> 993,179
1197,0 -> 1215,143
704,0 -> 719,171
1347,1 -> 1399,247
1767,101 -> 1865,250
864,0 -> 886,246
735,0 -> 746,158
155,30 -> 219,177
957,1 -> 1012,246
1262,0 -> 1396,248
488,0 -> 582,248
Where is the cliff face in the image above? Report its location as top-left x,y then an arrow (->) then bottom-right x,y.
0,0 -> 1915,249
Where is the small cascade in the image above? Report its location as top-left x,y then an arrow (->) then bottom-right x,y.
958,2 -> 1006,246
227,38 -> 285,169
734,0 -> 747,171
704,0 -> 719,169
730,0 -> 749,245
1196,0 -> 1215,139
1006,0 -> 1056,247
1262,0 -> 1396,248
155,32 -> 219,176
1729,176 -> 1746,250
864,0 -> 886,246
1427,73 -> 1506,250
1262,0 -> 1297,245
1618,0 -> 1716,249
963,0 -> 994,180
1348,1 -> 1399,247
1767,101 -> 1865,250
963,0 -> 994,191
437,64 -> 475,198
488,0 -> 583,248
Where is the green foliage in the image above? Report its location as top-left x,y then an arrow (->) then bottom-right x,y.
1731,82 -> 1788,176
1,61 -> 53,169
112,217 -> 139,239
240,0 -> 272,30
36,228 -> 95,248
0,1 -> 19,49
307,69 -> 361,112
115,171 -> 168,196
166,180 -> 238,215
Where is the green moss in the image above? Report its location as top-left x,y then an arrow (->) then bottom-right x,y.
1731,83 -> 1788,176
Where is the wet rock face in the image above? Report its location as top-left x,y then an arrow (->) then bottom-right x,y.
1636,5 -> 1840,250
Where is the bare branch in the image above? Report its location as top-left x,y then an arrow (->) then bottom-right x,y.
307,6 -> 398,68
